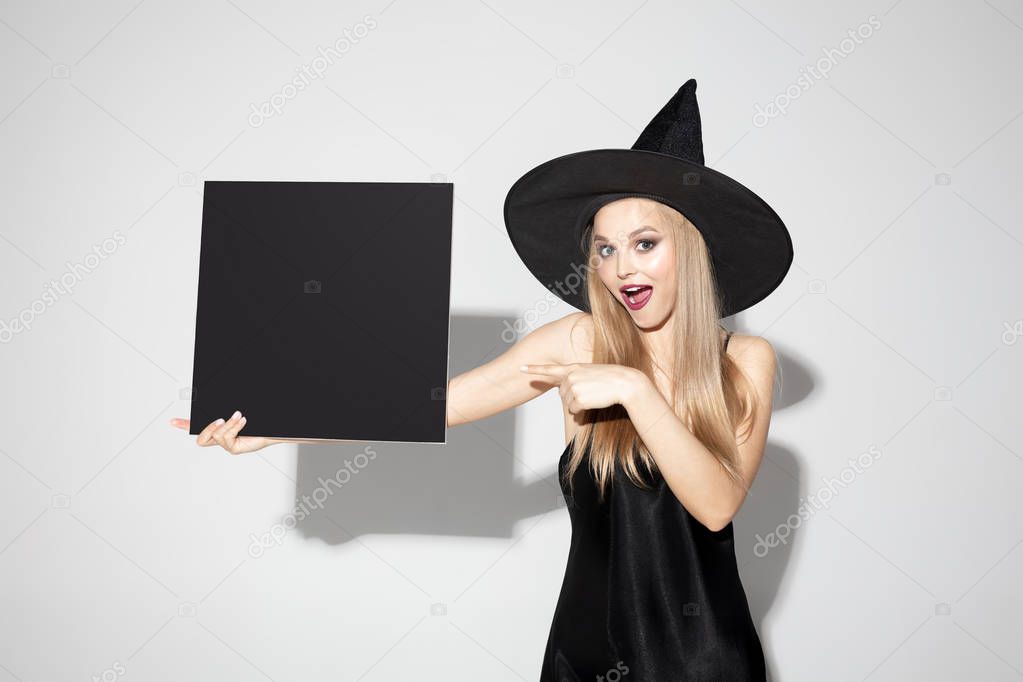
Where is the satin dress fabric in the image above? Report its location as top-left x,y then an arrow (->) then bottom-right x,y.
539,334 -> 766,681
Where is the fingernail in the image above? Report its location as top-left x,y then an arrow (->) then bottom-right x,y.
239,417 -> 246,424
215,418 -> 225,425
231,410 -> 241,420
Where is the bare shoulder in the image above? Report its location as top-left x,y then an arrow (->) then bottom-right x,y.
557,311 -> 595,364
524,310 -> 594,364
508,311 -> 594,367
726,333 -> 777,395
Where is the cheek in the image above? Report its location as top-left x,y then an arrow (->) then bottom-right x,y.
596,259 -> 616,284
646,246 -> 674,283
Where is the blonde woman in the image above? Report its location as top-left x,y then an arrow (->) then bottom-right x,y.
172,77 -> 792,680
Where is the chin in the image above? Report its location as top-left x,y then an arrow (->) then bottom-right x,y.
626,306 -> 670,328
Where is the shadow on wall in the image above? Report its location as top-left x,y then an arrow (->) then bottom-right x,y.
733,344 -> 813,682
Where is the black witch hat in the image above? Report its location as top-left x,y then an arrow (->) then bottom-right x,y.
503,78 -> 793,317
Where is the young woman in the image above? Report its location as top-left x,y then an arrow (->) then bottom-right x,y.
171,77 -> 792,681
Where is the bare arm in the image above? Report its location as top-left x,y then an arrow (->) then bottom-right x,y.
622,335 -> 777,531
446,312 -> 586,428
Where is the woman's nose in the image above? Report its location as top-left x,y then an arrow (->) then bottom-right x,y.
616,253 -> 635,278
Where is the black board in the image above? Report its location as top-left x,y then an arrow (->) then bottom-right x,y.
188,180 -> 453,443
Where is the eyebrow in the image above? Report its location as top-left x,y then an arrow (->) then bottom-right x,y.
593,225 -> 660,243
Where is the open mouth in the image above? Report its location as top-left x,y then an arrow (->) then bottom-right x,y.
620,285 -> 653,310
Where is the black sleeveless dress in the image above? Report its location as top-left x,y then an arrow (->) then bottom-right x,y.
540,331 -> 766,681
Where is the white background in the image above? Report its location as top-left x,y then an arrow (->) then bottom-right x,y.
2,0 -> 1022,680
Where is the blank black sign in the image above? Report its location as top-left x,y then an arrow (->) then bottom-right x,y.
188,180 -> 453,443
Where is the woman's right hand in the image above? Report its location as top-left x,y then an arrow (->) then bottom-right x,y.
169,411 -> 278,455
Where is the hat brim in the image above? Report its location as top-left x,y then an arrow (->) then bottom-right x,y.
503,148 -> 793,318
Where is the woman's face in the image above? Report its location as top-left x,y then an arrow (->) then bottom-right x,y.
591,198 -> 676,328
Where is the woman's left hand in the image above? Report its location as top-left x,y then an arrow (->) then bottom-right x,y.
520,362 -> 646,414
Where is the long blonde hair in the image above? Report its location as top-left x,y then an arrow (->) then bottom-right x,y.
562,198 -> 761,503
